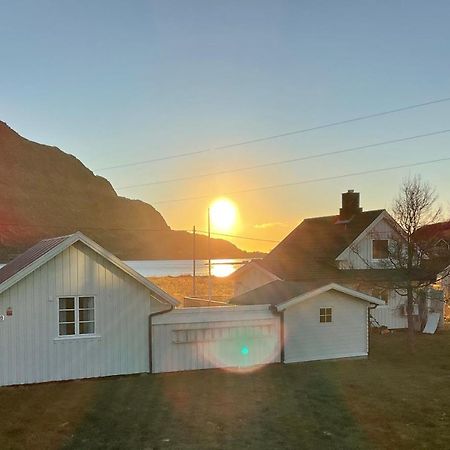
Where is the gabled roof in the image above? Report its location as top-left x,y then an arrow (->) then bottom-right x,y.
415,221 -> 450,243
275,282 -> 386,311
229,280 -> 385,309
0,232 -> 179,306
0,235 -> 68,285
258,209 -> 385,280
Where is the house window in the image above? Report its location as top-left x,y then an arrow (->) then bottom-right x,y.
58,296 -> 95,336
319,307 -> 332,323
372,239 -> 389,260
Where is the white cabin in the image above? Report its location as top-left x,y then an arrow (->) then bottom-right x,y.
0,232 -> 178,387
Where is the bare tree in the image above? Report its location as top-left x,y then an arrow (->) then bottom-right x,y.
346,175 -> 445,350
391,175 -> 442,349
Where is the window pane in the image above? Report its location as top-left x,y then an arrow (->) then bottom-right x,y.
79,296 -> 94,309
59,323 -> 75,336
373,240 -> 389,259
320,308 -> 332,323
59,310 -> 75,323
59,297 -> 75,310
79,322 -> 95,335
79,309 -> 94,321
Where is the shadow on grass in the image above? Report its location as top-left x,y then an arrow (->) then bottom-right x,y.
64,363 -> 372,450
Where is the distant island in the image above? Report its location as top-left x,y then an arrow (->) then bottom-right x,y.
0,121 -> 264,262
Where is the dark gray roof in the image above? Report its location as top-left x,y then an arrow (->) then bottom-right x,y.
230,280 -> 333,306
0,235 -> 71,285
260,210 -> 385,281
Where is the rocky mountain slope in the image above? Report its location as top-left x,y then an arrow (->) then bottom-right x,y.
0,121 -> 250,261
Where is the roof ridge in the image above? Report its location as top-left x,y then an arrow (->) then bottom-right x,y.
303,208 -> 385,222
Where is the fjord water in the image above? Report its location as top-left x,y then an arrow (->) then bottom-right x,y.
125,259 -> 249,277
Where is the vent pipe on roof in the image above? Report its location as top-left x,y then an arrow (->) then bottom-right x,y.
339,190 -> 362,221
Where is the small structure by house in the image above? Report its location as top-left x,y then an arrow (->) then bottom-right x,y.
0,232 -> 178,387
230,281 -> 385,363
232,190 -> 441,330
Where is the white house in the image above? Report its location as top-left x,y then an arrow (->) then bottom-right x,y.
232,190 -> 440,330
0,232 -> 178,387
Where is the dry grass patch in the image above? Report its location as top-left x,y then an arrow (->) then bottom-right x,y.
149,275 -> 234,302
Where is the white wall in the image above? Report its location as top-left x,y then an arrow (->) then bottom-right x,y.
370,290 -> 407,329
152,306 -> 281,373
0,242 -> 165,386
337,217 -> 401,269
284,291 -> 369,363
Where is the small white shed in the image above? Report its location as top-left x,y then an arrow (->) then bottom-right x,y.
0,232 -> 178,387
231,281 -> 384,364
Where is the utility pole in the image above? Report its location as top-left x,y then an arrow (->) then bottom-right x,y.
192,225 -> 196,297
208,208 -> 212,303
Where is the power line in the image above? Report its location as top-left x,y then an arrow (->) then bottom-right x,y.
117,128 -> 450,190
95,96 -> 450,172
151,155 -> 450,205
196,230 -> 280,243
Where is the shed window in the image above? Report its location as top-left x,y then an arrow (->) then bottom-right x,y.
372,240 -> 389,260
58,296 -> 95,336
319,307 -> 332,323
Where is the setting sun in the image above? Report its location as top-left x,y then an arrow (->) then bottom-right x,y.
209,198 -> 238,232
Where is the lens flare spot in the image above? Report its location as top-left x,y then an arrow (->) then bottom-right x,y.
241,346 -> 249,355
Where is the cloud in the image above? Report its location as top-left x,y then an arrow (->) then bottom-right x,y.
253,222 -> 287,230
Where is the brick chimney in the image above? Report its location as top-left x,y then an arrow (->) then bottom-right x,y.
339,190 -> 362,221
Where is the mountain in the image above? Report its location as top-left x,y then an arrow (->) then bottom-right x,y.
0,121 -> 253,262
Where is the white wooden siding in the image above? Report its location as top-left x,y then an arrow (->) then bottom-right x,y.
337,217 -> 402,269
371,290 -> 407,329
152,306 -> 281,373
284,291 -> 369,363
0,241 -> 164,386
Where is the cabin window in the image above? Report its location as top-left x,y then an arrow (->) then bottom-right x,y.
58,296 -> 95,336
372,239 -> 389,260
319,307 -> 332,323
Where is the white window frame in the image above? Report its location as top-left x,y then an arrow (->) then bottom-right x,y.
371,239 -> 390,261
319,307 -> 333,324
57,295 -> 97,339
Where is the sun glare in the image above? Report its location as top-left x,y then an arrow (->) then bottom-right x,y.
209,198 -> 238,232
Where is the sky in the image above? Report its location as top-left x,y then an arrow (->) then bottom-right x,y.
1,0 -> 450,252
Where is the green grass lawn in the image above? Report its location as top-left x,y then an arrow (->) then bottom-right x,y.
1,328 -> 450,450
